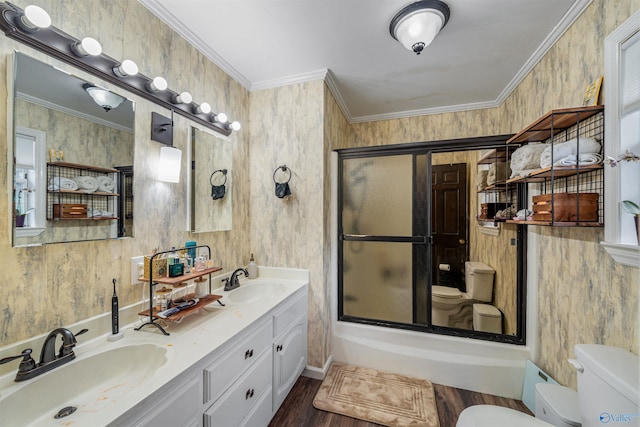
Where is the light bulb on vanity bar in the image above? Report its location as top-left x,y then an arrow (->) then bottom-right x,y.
113,59 -> 138,77
230,121 -> 241,131
18,5 -> 51,31
172,91 -> 192,104
146,76 -> 168,93
213,112 -> 228,124
71,37 -> 102,57
194,102 -> 211,114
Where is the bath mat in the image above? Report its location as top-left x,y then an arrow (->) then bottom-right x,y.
313,363 -> 440,427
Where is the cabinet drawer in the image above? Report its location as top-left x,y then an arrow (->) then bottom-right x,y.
273,291 -> 307,338
203,350 -> 272,427
203,318 -> 272,406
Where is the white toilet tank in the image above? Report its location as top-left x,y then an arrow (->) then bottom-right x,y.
570,344 -> 639,427
465,261 -> 494,302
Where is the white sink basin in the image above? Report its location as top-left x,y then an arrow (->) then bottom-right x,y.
0,343 -> 167,426
226,282 -> 288,303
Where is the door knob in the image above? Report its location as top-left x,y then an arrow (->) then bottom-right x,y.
459,239 -> 466,244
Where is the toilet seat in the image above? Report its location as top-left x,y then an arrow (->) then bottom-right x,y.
432,285 -> 462,299
456,405 -> 553,427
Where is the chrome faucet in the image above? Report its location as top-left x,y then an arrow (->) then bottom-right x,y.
223,268 -> 248,291
0,328 -> 87,382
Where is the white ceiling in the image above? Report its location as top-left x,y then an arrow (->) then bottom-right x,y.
139,0 -> 591,123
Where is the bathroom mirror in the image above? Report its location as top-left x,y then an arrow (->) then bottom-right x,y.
189,126 -> 232,232
10,52 -> 135,247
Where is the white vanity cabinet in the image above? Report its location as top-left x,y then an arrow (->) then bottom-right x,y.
203,286 -> 308,426
110,284 -> 308,427
272,290 -> 308,411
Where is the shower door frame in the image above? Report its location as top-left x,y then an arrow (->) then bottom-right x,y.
336,134 -> 528,345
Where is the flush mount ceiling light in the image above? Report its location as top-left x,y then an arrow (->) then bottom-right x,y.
83,84 -> 125,111
389,0 -> 450,55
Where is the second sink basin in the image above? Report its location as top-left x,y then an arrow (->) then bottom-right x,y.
0,343 -> 167,426
226,281 -> 288,303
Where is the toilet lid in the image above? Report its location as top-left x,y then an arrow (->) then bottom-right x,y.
456,405 -> 553,427
432,285 -> 462,299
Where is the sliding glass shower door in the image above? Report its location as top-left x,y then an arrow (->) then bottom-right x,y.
339,153 -> 429,326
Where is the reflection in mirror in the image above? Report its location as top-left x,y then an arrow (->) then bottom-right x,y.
11,52 -> 135,247
189,127 -> 232,232
338,144 -> 520,343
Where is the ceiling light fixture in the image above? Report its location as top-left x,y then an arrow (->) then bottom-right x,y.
389,0 -> 450,55
83,83 -> 125,111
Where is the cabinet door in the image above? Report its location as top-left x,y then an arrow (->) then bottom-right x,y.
131,373 -> 201,427
204,350 -> 272,427
273,316 -> 307,411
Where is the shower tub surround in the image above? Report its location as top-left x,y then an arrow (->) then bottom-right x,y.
0,267 -> 308,427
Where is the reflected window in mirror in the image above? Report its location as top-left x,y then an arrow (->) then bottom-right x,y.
10,52 -> 135,247
189,127 -> 232,233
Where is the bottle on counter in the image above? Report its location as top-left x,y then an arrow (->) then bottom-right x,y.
247,253 -> 257,279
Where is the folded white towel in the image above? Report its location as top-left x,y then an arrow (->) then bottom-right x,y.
554,153 -> 602,166
88,208 -> 102,218
96,176 -> 115,193
509,143 -> 549,178
48,177 -> 78,191
487,162 -> 509,185
72,176 -> 98,193
540,137 -> 600,168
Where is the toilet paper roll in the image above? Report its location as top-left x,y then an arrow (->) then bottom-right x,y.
439,264 -> 451,271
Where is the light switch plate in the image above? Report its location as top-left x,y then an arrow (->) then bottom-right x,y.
131,255 -> 144,285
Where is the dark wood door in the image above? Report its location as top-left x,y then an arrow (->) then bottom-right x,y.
431,164 -> 467,291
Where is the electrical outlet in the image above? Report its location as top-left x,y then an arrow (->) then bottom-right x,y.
131,255 -> 144,285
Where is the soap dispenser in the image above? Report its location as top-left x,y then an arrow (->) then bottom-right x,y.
247,253 -> 257,279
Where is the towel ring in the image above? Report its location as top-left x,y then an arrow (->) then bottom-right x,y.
272,165 -> 291,184
210,169 -> 228,186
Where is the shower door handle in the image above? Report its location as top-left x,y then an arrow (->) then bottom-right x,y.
342,234 -> 428,244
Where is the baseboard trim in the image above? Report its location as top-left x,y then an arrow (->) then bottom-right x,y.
302,355 -> 333,380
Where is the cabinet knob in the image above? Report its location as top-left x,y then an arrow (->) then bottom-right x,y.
276,344 -> 283,352
245,388 -> 255,399
244,349 -> 254,359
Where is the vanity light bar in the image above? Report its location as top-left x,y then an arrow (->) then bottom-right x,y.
0,2 -> 240,136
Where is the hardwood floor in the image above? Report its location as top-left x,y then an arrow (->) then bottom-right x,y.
270,376 -> 531,427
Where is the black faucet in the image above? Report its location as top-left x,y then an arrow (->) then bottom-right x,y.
223,268 -> 248,291
0,328 -> 87,382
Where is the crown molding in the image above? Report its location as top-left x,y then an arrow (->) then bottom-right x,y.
141,0 -> 594,125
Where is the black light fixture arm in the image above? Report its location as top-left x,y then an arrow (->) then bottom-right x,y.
0,2 -> 233,136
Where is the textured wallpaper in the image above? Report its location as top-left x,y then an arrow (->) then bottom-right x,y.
0,0 -> 637,388
0,0 -> 251,346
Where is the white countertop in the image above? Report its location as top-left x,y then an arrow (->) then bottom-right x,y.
0,267 -> 308,426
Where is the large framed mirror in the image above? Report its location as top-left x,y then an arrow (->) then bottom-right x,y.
189,126 -> 232,232
10,52 -> 135,247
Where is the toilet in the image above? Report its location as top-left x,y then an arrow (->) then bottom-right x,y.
455,344 -> 640,427
432,261 -> 495,328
